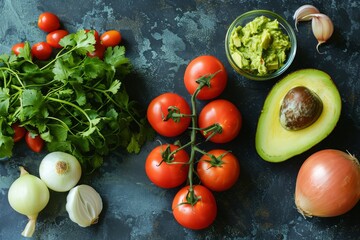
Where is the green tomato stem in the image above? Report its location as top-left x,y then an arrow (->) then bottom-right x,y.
169,77 -> 215,205
186,84 -> 203,202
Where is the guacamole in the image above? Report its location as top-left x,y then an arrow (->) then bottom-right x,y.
229,16 -> 291,76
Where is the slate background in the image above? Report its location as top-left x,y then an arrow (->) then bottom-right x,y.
0,0 -> 359,239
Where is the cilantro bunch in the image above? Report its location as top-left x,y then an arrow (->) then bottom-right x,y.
0,30 -> 153,171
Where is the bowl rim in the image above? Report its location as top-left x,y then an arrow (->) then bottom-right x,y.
225,9 -> 297,81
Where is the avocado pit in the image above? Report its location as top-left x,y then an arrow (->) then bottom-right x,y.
280,86 -> 323,131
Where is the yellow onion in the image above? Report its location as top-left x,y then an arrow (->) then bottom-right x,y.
295,149 -> 360,217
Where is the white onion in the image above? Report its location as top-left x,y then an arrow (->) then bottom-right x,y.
8,166 -> 50,237
39,151 -> 82,192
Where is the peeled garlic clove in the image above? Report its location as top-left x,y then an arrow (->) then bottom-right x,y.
309,13 -> 334,54
293,5 -> 320,31
66,185 -> 103,227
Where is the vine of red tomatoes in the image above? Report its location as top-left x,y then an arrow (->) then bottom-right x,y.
146,55 -> 242,229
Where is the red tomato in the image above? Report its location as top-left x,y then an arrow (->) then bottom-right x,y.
198,99 -> 242,143
85,29 -> 100,43
100,30 -> 122,47
31,42 -> 52,60
147,93 -> 191,137
25,132 -> 44,153
184,55 -> 228,100
11,42 -> 25,56
197,149 -> 240,191
38,12 -> 60,32
172,185 -> 217,230
145,144 -> 189,188
12,123 -> 26,143
46,30 -> 69,48
87,42 -> 106,59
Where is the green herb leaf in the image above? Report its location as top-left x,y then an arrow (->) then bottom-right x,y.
19,89 -> 48,121
0,88 -> 10,116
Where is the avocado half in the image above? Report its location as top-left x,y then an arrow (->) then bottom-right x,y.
255,69 -> 341,162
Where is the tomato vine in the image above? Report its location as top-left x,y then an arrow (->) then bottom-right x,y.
146,55 -> 242,229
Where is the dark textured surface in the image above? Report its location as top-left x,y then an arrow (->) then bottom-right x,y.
0,0 -> 359,239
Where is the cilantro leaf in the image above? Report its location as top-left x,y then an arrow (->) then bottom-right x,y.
60,30 -> 96,55
0,118 -> 14,158
108,80 -> 121,94
126,135 -> 141,153
0,88 -> 10,116
83,57 -> 106,79
0,132 -> 14,158
53,58 -> 75,82
19,89 -> 48,121
18,42 -> 32,62
104,46 -> 131,75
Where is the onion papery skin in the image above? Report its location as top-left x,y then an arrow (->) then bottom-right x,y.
39,151 -> 82,192
295,149 -> 360,217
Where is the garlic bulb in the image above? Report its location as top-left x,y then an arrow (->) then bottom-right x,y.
66,184 -> 103,227
293,5 -> 320,31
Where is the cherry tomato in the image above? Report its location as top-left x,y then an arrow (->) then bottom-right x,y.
12,123 -> 26,143
87,42 -> 106,59
25,132 -> 44,153
147,93 -> 191,137
85,29 -> 100,43
100,30 -> 122,47
31,42 -> 52,60
197,149 -> 240,191
38,12 -> 60,32
46,30 -> 69,48
11,42 -> 25,56
184,55 -> 228,100
198,99 -> 242,143
145,144 -> 189,188
172,185 -> 217,230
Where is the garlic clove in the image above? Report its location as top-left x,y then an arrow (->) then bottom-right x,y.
66,185 -> 103,227
309,13 -> 334,54
293,5 -> 320,31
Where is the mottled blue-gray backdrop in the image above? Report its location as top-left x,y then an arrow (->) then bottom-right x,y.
0,0 -> 359,239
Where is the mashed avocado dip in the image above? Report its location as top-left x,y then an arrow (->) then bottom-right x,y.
229,16 -> 291,76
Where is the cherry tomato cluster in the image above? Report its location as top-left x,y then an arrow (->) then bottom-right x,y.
146,55 -> 242,230
11,123 -> 44,153
12,12 -> 122,61
10,12 -> 124,153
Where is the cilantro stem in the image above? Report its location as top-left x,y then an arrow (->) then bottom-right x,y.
0,67 -> 25,88
83,86 -> 142,127
46,116 -> 74,134
39,47 -> 75,71
46,96 -> 93,131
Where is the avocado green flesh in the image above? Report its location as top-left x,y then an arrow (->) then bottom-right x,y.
255,69 -> 341,162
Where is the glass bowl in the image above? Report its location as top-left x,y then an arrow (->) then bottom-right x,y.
225,10 -> 297,81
